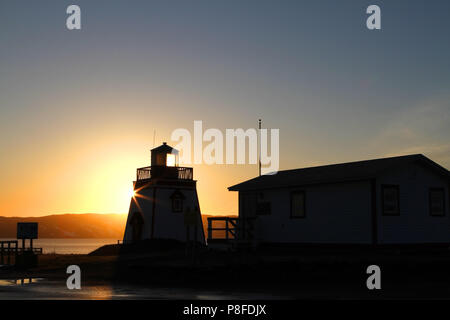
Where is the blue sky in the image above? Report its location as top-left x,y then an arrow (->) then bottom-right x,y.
0,0 -> 449,215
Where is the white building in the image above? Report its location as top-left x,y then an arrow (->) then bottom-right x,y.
228,154 -> 450,245
123,143 -> 205,244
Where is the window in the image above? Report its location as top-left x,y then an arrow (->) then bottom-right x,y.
170,189 -> 185,213
291,191 -> 305,218
172,198 -> 183,212
166,153 -> 176,167
429,188 -> 445,217
382,185 -> 400,216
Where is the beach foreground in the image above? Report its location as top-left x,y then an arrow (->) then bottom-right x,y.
2,241 -> 450,299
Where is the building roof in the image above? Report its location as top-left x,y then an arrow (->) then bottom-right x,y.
228,154 -> 450,191
151,142 -> 179,155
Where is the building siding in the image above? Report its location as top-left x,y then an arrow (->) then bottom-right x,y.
246,180 -> 372,244
377,162 -> 450,244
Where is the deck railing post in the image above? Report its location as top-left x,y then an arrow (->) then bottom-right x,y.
207,219 -> 212,240
7,242 -> 11,265
14,241 -> 18,265
225,219 -> 229,240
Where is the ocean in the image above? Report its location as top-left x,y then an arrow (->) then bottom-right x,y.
0,238 -> 118,254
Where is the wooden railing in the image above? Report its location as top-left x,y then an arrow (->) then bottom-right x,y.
0,240 -> 18,265
17,248 -> 43,254
1,240 -> 43,266
207,217 -> 256,245
137,167 -> 151,180
136,166 -> 193,181
207,217 -> 238,240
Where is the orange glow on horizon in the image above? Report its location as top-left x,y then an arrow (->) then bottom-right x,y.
0,100 -> 247,218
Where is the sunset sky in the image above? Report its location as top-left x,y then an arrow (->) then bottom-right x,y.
1,0 -> 449,217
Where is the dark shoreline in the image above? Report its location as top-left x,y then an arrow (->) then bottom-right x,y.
2,241 -> 450,299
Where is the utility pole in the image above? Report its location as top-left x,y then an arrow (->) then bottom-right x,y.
258,119 -> 262,176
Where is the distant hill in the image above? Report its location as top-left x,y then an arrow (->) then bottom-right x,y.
0,214 -> 127,239
0,213 -> 236,239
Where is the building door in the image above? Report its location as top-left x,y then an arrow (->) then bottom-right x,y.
239,193 -> 257,241
240,193 -> 257,219
130,212 -> 144,242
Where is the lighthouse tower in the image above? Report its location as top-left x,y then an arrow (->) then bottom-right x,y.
123,143 -> 205,244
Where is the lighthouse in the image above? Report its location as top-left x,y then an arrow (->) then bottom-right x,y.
123,142 -> 205,244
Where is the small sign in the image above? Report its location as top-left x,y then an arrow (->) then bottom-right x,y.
17,222 -> 38,239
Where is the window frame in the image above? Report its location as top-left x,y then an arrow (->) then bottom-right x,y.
290,190 -> 306,219
381,184 -> 400,216
172,197 -> 183,213
429,187 -> 446,217
170,189 -> 185,213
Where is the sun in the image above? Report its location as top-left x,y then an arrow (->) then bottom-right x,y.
127,188 -> 136,199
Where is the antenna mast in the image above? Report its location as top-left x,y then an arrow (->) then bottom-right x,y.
258,119 -> 262,176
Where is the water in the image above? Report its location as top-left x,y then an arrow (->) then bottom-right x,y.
0,278 -> 44,286
0,278 -> 287,299
0,239 -> 287,299
0,238 -> 117,254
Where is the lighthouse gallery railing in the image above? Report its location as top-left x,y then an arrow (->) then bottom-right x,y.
136,166 -> 193,181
